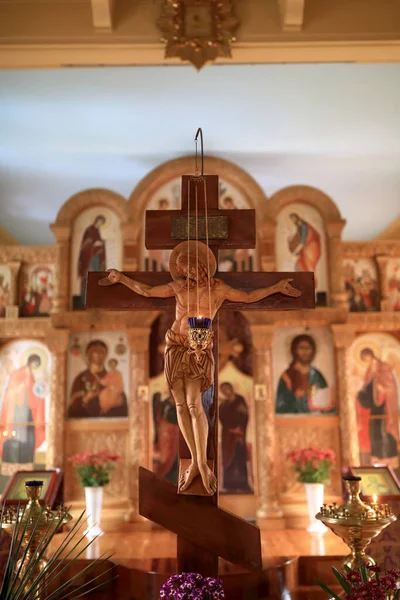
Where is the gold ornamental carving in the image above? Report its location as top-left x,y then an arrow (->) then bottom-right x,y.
250,324 -> 282,519
65,429 -> 129,502
0,246 -> 56,264
127,155 -> 267,225
45,331 -> 69,470
0,318 -> 52,339
53,188 -> 127,227
268,185 -> 342,221
278,422 -> 341,496
342,240 -> 400,259
158,0 -> 239,71
124,327 -> 151,521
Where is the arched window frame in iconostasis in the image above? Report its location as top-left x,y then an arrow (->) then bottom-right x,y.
267,185 -> 346,309
51,188 -> 127,313
126,156 -> 270,274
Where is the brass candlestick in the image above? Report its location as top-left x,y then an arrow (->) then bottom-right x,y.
1,480 -> 72,599
316,476 -> 396,570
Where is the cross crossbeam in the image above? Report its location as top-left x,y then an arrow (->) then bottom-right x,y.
85,169 -> 315,580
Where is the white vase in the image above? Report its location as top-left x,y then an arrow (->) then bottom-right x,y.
304,483 -> 327,534
83,486 -> 104,537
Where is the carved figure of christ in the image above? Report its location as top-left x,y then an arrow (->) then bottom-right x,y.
100,240 -> 301,495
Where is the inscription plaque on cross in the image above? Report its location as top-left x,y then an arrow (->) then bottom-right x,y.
86,173 -> 315,578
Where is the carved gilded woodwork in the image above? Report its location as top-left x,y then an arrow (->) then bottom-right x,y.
342,240 -> 400,259
332,327 -> 359,466
127,156 -> 268,226
2,164 -> 400,522
65,422 -> 129,502
250,324 -> 283,520
51,189 -> 128,314
277,417 -> 341,497
45,330 -> 70,470
0,246 -> 56,264
6,261 -> 21,307
157,0 -> 239,71
376,255 -> 391,312
125,327 -> 151,521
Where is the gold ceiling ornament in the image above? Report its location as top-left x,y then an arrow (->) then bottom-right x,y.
158,0 -> 239,71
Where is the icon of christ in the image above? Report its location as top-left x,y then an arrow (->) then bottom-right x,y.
99,240 -> 301,495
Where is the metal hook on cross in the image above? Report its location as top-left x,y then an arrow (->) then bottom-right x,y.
194,127 -> 204,177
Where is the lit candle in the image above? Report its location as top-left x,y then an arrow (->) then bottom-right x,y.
188,316 -> 212,329
371,493 -> 379,514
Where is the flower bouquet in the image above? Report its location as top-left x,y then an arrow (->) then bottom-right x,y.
69,450 -> 120,487
69,450 -> 120,536
317,564 -> 400,599
287,447 -> 335,533
160,572 -> 225,600
286,447 -> 336,484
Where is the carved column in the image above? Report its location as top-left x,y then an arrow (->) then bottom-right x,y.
250,324 -> 283,525
125,326 -> 151,522
332,327 -> 359,465
45,330 -> 69,469
376,255 -> 391,311
326,220 -> 347,309
258,220 -> 276,272
5,260 -> 21,319
121,222 -> 140,271
50,224 -> 71,313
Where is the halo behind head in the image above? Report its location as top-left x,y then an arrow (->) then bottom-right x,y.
169,241 -> 216,281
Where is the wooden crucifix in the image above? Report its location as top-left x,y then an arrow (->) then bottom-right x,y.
86,169 -> 315,578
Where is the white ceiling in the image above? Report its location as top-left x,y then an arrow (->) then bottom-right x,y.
0,63 -> 399,245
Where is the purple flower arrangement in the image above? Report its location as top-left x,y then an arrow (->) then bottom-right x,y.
160,572 -> 225,600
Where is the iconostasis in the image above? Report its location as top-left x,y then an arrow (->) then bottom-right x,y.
0,156 -> 400,527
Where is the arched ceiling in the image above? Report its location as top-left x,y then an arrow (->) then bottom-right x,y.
0,62 -> 399,245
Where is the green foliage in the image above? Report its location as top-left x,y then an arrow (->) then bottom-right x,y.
293,458 -> 333,485
69,451 -> 119,488
73,464 -> 113,488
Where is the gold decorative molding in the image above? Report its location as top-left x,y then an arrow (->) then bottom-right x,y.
277,418 -> 341,497
158,0 -> 239,70
51,311 -> 157,330
65,428 -> 129,503
331,326 -> 356,350
347,312 -> 400,330
0,318 -> 52,339
7,260 -> 21,307
127,155 -> 268,225
2,41 -> 400,70
45,330 -> 70,470
267,185 -> 343,222
0,246 -> 56,264
376,216 -> 400,240
0,226 -> 17,246
243,308 -> 347,327
124,327 -> 151,522
250,324 -> 283,520
342,240 -> 400,259
336,345 -> 360,465
53,188 -> 128,227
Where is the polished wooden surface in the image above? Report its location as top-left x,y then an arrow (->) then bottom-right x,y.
47,525 -> 347,561
45,525 -> 346,599
86,271 -> 315,311
138,467 -> 262,571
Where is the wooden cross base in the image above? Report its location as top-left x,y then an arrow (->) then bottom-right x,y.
178,459 -> 215,496
138,467 -> 262,578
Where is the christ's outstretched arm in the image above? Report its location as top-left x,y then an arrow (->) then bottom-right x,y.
222,277 -> 301,303
99,269 -> 174,299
